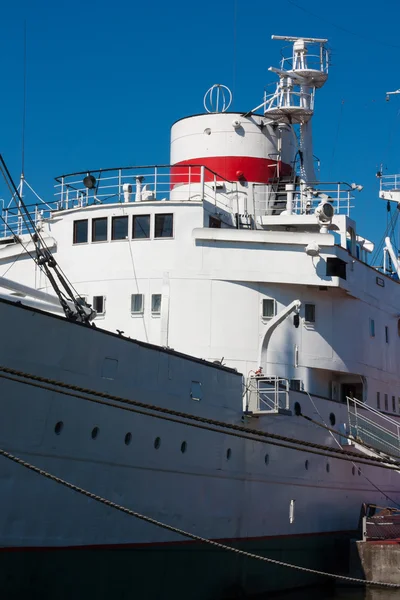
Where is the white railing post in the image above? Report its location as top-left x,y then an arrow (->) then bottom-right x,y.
118,169 -> 122,202
154,166 -> 158,199
200,166 -> 205,201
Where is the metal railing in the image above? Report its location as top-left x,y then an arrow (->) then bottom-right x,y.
254,181 -> 355,217
347,396 -> 400,458
0,165 -> 242,239
247,376 -> 290,413
54,165 -> 239,214
379,173 -> 400,192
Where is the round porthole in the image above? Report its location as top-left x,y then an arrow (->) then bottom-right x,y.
204,128 -> 211,135
154,437 -> 161,449
226,448 -> 232,460
124,432 -> 132,446
265,453 -> 269,465
91,427 -> 99,440
54,421 -> 63,435
305,460 -> 309,470
181,441 -> 187,453
326,463 -> 330,473
329,413 -> 336,427
294,402 -> 301,416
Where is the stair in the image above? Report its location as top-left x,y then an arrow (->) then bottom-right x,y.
347,396 -> 400,458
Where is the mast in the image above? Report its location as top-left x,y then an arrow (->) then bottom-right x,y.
264,35 -> 329,182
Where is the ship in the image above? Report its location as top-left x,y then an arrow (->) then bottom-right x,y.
0,35 -> 400,599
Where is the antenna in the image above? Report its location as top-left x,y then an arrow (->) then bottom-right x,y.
21,21 -> 27,179
386,89 -> 400,102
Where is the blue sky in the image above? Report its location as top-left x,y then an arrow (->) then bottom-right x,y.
1,0 -> 400,249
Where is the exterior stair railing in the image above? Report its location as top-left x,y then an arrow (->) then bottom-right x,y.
346,396 -> 400,458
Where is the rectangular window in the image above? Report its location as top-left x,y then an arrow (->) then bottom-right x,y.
305,304 -> 316,323
132,214 -> 150,239
384,393 -> 388,411
73,219 -> 88,244
131,294 -> 144,314
262,298 -> 276,319
377,392 -> 380,409
92,218 -> 108,242
209,215 -> 221,228
370,319 -> 375,337
392,396 -> 396,413
93,295 -> 105,315
385,326 -> 389,344
151,294 -> 162,314
190,381 -> 202,401
326,257 -> 347,280
155,213 -> 173,238
112,216 -> 128,240
289,379 -> 301,392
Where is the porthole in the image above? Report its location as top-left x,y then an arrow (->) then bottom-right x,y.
326,463 -> 330,473
91,427 -> 99,440
226,448 -> 232,460
181,441 -> 187,453
54,421 -> 63,435
204,128 -> 211,135
352,466 -> 355,476
329,413 -> 336,426
124,432 -> 132,446
154,437 -> 161,449
265,453 -> 269,465
305,460 -> 309,470
294,402 -> 301,416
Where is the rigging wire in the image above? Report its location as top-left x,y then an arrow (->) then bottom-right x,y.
0,366 -> 398,471
0,157 -> 92,322
328,99 -> 345,179
21,21 -> 27,179
304,393 -> 400,509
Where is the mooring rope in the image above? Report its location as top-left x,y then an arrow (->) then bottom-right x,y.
0,446 -> 398,588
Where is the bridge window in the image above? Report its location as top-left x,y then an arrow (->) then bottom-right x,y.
385,326 -> 389,344
377,392 -> 380,409
262,298 -> 276,319
392,396 -> 396,413
155,213 -> 173,238
131,294 -> 144,314
384,393 -> 388,411
112,216 -> 128,240
151,294 -> 161,315
73,219 -> 88,244
93,295 -> 105,315
92,217 -> 108,242
132,214 -> 150,239
304,303 -> 316,323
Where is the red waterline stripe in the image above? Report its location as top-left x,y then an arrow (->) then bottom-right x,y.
170,156 -> 292,186
0,529 -> 356,552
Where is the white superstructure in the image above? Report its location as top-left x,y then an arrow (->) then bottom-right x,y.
0,35 -> 399,598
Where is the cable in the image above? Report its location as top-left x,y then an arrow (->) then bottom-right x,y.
304,392 -> 400,508
0,366 -> 398,471
1,446 -> 399,588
